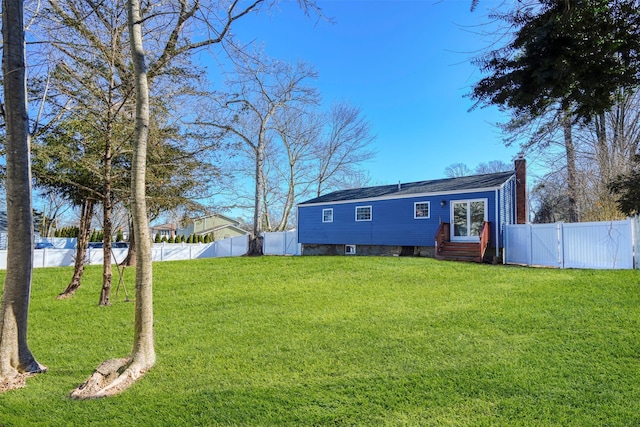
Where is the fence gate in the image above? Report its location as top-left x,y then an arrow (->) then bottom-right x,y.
505,219 -> 635,269
262,230 -> 301,256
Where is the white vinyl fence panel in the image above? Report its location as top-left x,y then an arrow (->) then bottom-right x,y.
503,223 -> 530,266
563,221 -> 633,269
0,232 -> 298,269
0,235 -> 250,269
262,230 -> 301,256
636,218 -> 640,270
505,219 -> 635,269
505,223 -> 562,268
530,223 -> 563,268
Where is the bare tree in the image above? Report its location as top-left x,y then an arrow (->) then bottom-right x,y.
530,173 -> 572,223
579,89 -> 640,220
0,0 -> 47,392
500,101 -> 582,222
207,52 -> 319,253
270,107 -> 321,230
474,160 -> 511,174
267,101 -> 375,228
313,102 -> 376,197
444,162 -> 472,178
35,193 -> 72,238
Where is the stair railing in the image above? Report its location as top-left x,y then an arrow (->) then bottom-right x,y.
434,222 -> 450,259
479,221 -> 490,262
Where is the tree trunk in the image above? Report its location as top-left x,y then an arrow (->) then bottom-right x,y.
99,132 -> 114,306
120,220 -> 136,266
248,131 -> 265,256
275,161 -> 296,231
71,0 -> 154,398
58,198 -> 94,299
595,112 -> 611,183
247,235 -> 264,256
128,3 -> 156,363
562,106 -> 579,223
0,0 -> 46,391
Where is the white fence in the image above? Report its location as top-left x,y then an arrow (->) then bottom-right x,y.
0,231 -> 303,269
505,219 -> 636,269
262,230 -> 301,256
6,224 -> 638,270
0,235 -> 250,269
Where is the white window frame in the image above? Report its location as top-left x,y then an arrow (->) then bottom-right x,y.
414,201 -> 430,219
450,198 -> 488,242
322,208 -> 333,223
345,244 -> 356,255
355,205 -> 372,222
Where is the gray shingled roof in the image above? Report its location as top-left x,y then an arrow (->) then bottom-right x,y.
299,171 -> 515,205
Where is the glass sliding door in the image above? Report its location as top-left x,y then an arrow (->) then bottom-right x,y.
451,199 -> 487,241
452,202 -> 468,238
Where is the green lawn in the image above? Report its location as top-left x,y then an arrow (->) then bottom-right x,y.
0,256 -> 639,426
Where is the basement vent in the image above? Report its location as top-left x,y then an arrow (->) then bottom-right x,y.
345,244 -> 356,255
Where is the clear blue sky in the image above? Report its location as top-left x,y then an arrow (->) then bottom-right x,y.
227,0 -> 520,185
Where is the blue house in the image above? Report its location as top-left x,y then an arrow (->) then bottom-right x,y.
297,157 -> 526,261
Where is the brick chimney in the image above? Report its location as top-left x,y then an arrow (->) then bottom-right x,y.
515,153 -> 527,224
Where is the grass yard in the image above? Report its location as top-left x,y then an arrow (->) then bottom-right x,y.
0,256 -> 638,426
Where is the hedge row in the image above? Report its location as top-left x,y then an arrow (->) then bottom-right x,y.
153,233 -> 216,244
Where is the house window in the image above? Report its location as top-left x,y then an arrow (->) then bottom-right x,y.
356,206 -> 372,221
451,199 -> 488,241
414,202 -> 430,219
345,244 -> 356,255
322,208 -> 333,223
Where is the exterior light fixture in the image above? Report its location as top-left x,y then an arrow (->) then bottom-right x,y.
440,200 -> 447,207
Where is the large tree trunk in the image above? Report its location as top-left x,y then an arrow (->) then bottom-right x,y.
248,130 -> 266,256
128,0 -> 156,370
71,0 -> 154,398
562,106 -> 579,223
58,198 -> 94,299
0,0 -> 46,392
595,112 -> 610,183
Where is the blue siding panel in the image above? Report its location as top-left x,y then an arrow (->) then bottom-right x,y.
299,190 -> 504,247
496,177 -> 516,248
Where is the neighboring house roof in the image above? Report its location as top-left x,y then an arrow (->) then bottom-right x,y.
176,213 -> 249,236
192,213 -> 241,226
210,224 -> 248,236
299,171 -> 515,205
151,223 -> 176,231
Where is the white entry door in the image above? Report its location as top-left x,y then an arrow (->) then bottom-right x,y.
451,199 -> 487,241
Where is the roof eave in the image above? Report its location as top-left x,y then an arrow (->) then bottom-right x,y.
298,184 -> 507,207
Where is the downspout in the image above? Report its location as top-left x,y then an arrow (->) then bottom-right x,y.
296,205 -> 300,255
495,189 -> 499,259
